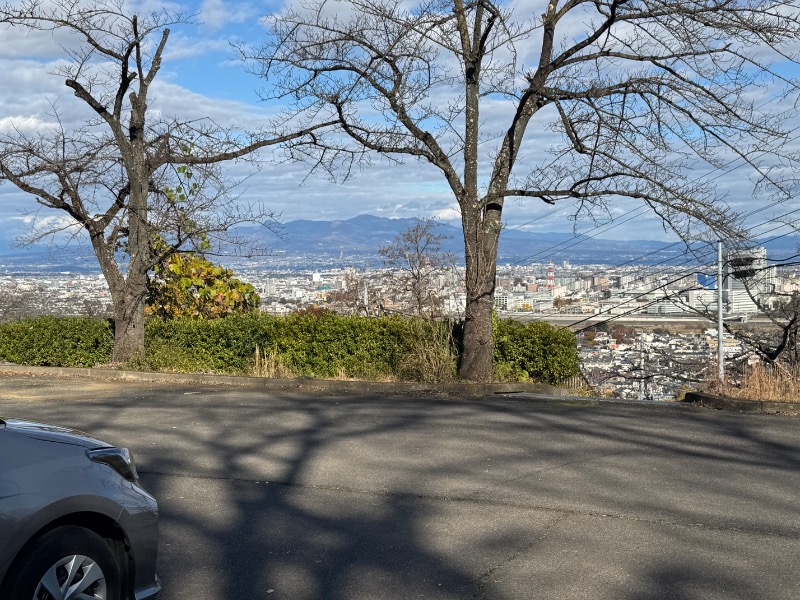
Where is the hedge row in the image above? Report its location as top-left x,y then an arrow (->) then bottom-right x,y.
493,317 -> 581,383
143,312 -> 429,379
0,316 -> 113,368
0,313 -> 579,384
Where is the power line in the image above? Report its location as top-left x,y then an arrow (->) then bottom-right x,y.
505,206 -> 798,333
501,94 -> 800,268
507,200 -> 800,272
571,284 -> 709,335
568,255 -> 800,335
507,205 -> 652,266
564,265 -> 716,331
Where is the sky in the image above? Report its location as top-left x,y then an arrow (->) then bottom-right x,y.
1,0 -> 800,256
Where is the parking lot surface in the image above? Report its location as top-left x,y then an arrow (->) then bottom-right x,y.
2,372 -> 799,599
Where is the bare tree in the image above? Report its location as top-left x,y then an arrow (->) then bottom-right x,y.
244,0 -> 800,380
723,266 -> 800,369
327,271 -> 386,315
379,218 -> 456,317
0,288 -> 40,322
327,271 -> 366,314
0,0 -> 336,362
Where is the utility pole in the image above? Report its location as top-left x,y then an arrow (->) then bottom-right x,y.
639,336 -> 646,401
717,241 -> 725,385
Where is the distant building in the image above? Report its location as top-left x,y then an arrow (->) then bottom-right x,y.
722,247 -> 776,314
444,293 -> 466,316
495,289 -> 510,311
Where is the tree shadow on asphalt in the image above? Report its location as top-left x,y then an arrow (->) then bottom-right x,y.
626,563 -> 761,600
4,385 -> 799,599
136,396 -> 512,599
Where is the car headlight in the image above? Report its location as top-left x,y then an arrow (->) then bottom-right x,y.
86,447 -> 139,483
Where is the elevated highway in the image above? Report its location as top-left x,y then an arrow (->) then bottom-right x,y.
504,312 -> 772,329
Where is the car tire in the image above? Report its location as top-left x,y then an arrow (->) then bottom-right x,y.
1,525 -> 121,600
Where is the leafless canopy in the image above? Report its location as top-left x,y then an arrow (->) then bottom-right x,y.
0,0 -> 338,361
245,0 -> 800,380
378,218 -> 456,316
0,0 -> 338,260
249,0 -> 800,239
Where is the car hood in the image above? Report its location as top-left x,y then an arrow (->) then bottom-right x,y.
0,418 -> 111,449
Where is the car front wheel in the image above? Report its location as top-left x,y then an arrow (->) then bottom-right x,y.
2,525 -> 121,600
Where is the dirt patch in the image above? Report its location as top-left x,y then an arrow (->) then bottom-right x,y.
0,371 -> 177,402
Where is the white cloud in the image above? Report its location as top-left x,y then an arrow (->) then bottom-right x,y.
0,25 -> 78,59
127,0 -> 189,16
0,56 -> 101,131
0,197 -> 85,248
2,0 -> 800,251
147,78 -> 271,124
0,115 -> 55,134
161,32 -> 233,61
431,205 -> 462,221
10,213 -> 78,230
198,0 -> 258,33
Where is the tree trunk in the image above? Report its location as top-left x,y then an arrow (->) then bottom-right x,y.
89,231 -> 149,364
460,283 -> 494,381
111,89 -> 151,363
111,278 -> 147,363
458,209 -> 500,381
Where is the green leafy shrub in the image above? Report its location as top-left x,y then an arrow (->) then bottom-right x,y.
146,253 -> 260,319
0,316 -> 113,367
276,311 -> 407,378
0,313 -> 579,385
142,312 -> 419,379
143,314 -> 263,373
492,316 -> 580,384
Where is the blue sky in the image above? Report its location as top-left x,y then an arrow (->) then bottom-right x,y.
1,0 -> 800,254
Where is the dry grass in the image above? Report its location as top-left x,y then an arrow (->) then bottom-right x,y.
252,346 -> 400,382
397,323 -> 457,383
707,363 -> 800,402
252,345 -> 295,379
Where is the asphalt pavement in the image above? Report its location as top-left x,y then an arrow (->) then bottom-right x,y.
2,372 -> 799,600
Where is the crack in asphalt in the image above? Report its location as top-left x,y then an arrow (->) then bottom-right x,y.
472,512 -> 569,600
460,446 -> 638,499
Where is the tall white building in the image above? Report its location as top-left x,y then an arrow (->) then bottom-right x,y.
723,247 -> 776,314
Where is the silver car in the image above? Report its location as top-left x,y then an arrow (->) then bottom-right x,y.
0,418 -> 159,600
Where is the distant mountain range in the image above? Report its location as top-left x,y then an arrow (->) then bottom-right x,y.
1,214 -> 798,272
252,214 -> 800,267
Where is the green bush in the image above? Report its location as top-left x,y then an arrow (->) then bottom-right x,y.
0,316 -> 113,367
143,314 -> 263,373
276,311 -> 412,378
0,312 -> 579,385
142,312 -> 423,379
492,316 -> 580,384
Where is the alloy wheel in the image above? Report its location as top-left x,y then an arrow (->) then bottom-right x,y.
33,554 -> 107,600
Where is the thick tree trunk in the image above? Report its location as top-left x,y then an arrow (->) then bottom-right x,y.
90,234 -> 149,364
458,209 -> 500,382
111,276 -> 147,363
110,88 -> 151,364
110,206 -> 150,363
460,283 -> 495,381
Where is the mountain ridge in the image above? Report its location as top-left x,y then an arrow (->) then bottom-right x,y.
1,214 -> 797,271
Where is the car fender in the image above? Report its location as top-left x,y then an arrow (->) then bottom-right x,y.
0,492 -> 123,586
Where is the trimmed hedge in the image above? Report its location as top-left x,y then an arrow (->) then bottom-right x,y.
0,316 -> 113,367
143,312 -> 435,379
0,313 -> 580,384
493,316 -> 581,384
